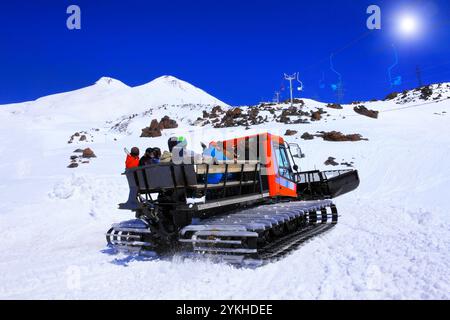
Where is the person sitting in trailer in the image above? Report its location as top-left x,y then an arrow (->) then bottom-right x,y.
202,141 -> 233,184
139,148 -> 156,167
162,136 -> 179,163
152,147 -> 162,163
170,136 -> 201,164
125,147 -> 140,169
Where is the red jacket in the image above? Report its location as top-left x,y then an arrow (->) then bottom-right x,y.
125,155 -> 140,169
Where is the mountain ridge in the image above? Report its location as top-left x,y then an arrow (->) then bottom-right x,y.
0,75 -> 229,122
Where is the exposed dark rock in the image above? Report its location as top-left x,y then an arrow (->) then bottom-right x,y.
278,114 -> 290,124
301,132 -> 315,140
141,119 -> 162,137
141,116 -> 178,137
221,116 -> 235,128
68,131 -> 91,144
341,162 -> 354,168
258,102 -> 276,108
248,108 -> 259,119
82,148 -> 97,158
353,105 -> 379,119
70,155 -> 78,160
282,98 -> 304,105
327,103 -> 343,109
276,106 -> 310,124
419,85 -> 433,100
67,163 -> 79,168
311,111 -> 322,121
159,116 -> 178,129
385,92 -> 399,100
226,108 -> 243,119
285,130 -> 298,136
211,107 -> 267,128
318,131 -> 368,142
211,105 -> 224,114
324,157 -> 339,166
73,149 -> 84,153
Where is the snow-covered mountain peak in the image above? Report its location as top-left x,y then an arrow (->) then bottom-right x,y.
133,75 -> 229,107
0,75 -> 229,123
94,77 -> 129,89
150,75 -> 182,85
142,75 -> 199,92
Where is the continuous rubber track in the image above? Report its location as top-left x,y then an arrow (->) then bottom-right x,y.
106,200 -> 338,266
178,200 -> 338,266
255,223 -> 335,263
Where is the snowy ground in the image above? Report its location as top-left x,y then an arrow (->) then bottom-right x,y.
0,77 -> 449,299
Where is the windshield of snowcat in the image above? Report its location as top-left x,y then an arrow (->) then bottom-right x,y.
273,143 -> 295,181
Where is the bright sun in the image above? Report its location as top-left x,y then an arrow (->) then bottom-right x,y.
398,14 -> 420,36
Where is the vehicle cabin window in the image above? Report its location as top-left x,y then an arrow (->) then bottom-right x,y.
274,144 -> 294,181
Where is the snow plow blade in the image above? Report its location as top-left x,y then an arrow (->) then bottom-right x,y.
296,169 -> 360,200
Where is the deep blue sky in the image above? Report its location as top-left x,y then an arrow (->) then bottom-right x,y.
1,0 -> 450,105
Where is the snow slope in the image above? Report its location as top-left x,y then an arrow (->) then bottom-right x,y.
0,79 -> 449,299
2,75 -> 228,122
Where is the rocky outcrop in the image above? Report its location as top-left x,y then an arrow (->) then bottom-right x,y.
278,106 -> 310,124
195,102 -> 334,128
282,98 -> 305,105
159,116 -> 178,129
324,157 -> 339,166
141,116 -> 178,138
385,92 -> 399,101
67,148 -> 96,168
141,120 -> 162,137
341,162 -> 354,168
208,107 -> 267,128
311,111 -> 322,121
68,131 -> 91,144
353,105 -> 379,119
82,148 -> 97,158
420,86 -> 433,100
284,130 -> 298,136
384,84 -> 449,104
317,131 -> 368,142
326,103 -> 343,109
300,132 -> 315,140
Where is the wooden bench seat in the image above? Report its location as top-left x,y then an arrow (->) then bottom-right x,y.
189,180 -> 256,189
195,162 -> 260,175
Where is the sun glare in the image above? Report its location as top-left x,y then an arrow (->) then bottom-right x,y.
398,13 -> 421,37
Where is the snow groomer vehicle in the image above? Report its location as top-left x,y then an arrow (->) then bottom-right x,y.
106,132 -> 360,265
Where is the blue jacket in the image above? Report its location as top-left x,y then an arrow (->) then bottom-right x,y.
203,147 -> 228,184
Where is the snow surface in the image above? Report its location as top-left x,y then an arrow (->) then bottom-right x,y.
0,76 -> 449,299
